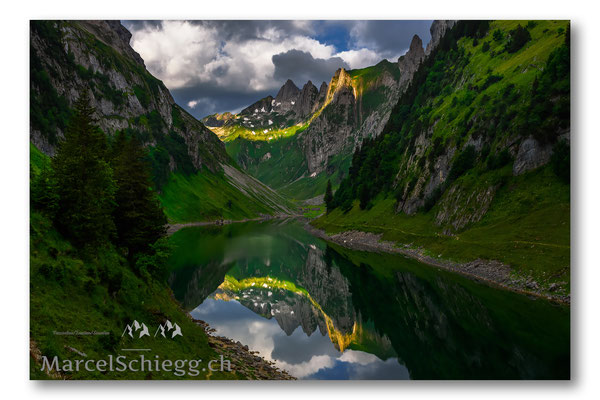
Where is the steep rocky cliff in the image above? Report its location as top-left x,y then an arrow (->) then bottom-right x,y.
330,20 -> 570,232
30,20 -> 292,220
30,20 -> 228,173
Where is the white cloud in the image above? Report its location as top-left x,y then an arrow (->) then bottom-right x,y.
276,354 -> 336,379
335,48 -> 383,69
187,100 -> 199,108
130,21 -> 220,89
129,21 -> 340,92
339,349 -> 380,365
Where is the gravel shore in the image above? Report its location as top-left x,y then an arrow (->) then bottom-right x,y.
304,224 -> 569,305
192,319 -> 296,380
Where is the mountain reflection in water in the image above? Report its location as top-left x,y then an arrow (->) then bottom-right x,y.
168,219 -> 569,380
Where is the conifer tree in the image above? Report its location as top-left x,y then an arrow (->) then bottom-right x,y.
110,131 -> 167,259
51,90 -> 116,247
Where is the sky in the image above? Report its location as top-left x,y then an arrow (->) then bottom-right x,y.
121,20 -> 433,119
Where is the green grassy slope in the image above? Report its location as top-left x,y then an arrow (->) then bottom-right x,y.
159,171 -> 270,223
318,20 -> 570,290
225,135 -> 351,200
30,212 -> 238,380
426,20 -> 568,146
314,165 -> 570,291
333,20 -> 570,211
158,165 -> 295,223
28,148 -> 247,379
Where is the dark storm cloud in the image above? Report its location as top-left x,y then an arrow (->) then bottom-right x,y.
171,83 -> 274,119
122,20 -> 434,119
123,20 -> 315,42
195,20 -> 315,41
272,50 -> 348,88
349,20 -> 433,59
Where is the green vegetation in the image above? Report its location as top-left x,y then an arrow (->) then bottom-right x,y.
301,204 -> 325,219
217,60 -> 401,200
349,60 -> 401,87
29,94 -> 244,379
30,212 -> 239,380
30,21 -> 72,145
159,171 -> 277,223
315,165 -> 570,290
349,60 -> 401,116
31,91 -> 167,268
320,21 -> 570,289
330,20 -> 569,215
39,91 -> 117,247
110,131 -> 167,260
216,121 -> 309,143
225,134 -> 352,200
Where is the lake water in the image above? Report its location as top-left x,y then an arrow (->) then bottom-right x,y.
168,219 -> 570,380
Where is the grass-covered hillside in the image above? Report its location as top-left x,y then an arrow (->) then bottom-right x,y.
30,124 -> 226,379
30,211 -> 236,380
315,165 -> 569,292
225,134 -> 352,200
159,166 -> 294,223
319,20 -> 570,291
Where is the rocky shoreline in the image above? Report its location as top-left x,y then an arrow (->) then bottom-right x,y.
304,224 -> 570,305
166,214 -> 297,235
191,319 -> 296,380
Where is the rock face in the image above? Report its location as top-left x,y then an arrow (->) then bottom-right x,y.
398,35 -> 426,90
426,20 -> 456,55
513,136 -> 554,175
293,81 -> 319,118
316,82 -> 329,111
30,20 -> 229,172
240,96 -> 274,116
302,68 -> 358,174
78,20 -> 146,67
435,184 -> 498,231
301,35 -> 428,175
202,112 -> 234,127
273,79 -> 301,113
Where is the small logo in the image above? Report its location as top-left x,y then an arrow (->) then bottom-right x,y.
122,320 -> 150,338
121,320 -> 182,339
155,320 -> 183,339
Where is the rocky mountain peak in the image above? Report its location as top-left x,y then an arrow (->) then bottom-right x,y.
318,81 -> 328,95
426,20 -> 456,55
78,20 -> 145,67
272,79 -> 300,113
325,68 -> 353,104
409,34 -> 425,56
202,112 -> 235,127
312,81 -> 329,113
294,81 -> 319,118
240,95 -> 274,116
275,79 -> 300,102
398,34 -> 425,89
